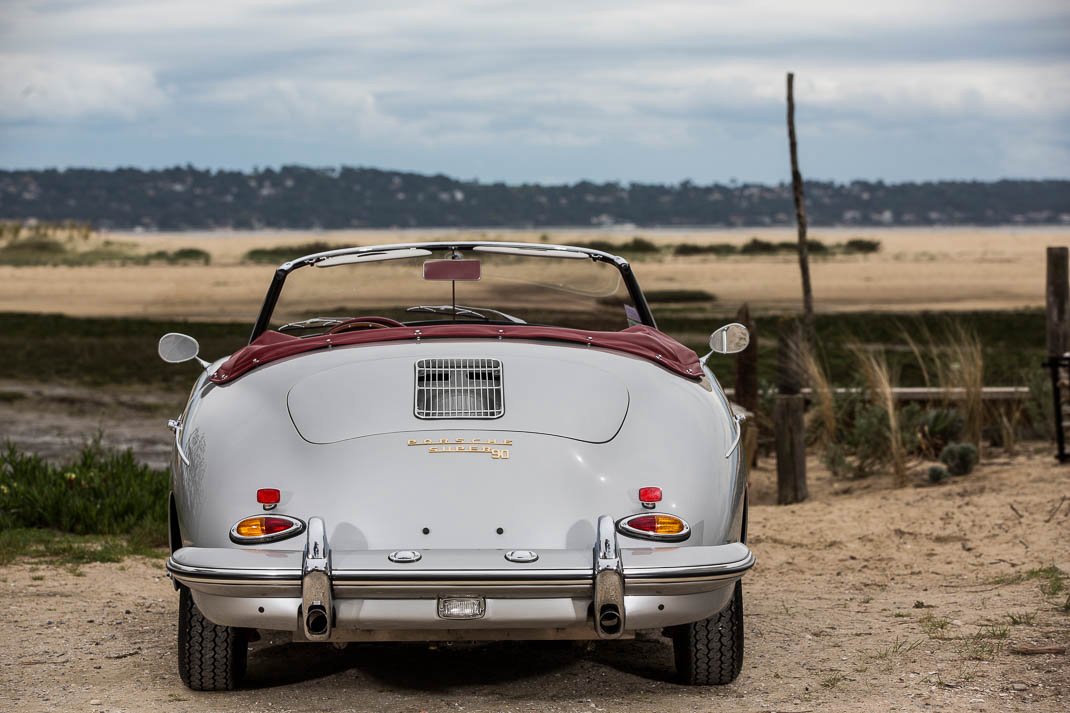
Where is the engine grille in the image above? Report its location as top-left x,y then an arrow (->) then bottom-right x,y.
414,358 -> 504,419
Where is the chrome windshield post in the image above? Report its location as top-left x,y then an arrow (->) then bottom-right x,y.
593,514 -> 625,639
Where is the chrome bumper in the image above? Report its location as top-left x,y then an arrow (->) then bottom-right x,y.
167,514 -> 754,641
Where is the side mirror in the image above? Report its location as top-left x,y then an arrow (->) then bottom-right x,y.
158,333 -> 203,365
709,323 -> 750,355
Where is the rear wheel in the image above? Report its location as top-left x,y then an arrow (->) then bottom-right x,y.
672,581 -> 744,685
177,587 -> 247,690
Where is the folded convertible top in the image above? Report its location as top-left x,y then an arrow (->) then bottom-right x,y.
209,324 -> 703,384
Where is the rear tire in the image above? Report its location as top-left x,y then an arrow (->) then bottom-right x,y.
177,587 -> 248,691
672,580 -> 744,685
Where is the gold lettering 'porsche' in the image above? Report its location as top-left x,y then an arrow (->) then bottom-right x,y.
407,438 -> 512,460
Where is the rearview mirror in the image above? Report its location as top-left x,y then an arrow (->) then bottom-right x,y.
423,259 -> 481,281
709,323 -> 750,355
158,333 -> 201,364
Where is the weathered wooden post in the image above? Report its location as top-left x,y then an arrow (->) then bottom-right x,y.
786,72 -> 815,340
775,319 -> 808,504
1047,247 -> 1069,356
734,303 -> 760,466
1045,247 -> 1070,462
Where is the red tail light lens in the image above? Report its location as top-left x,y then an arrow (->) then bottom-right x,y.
638,487 -> 662,503
256,488 -> 281,505
230,515 -> 305,544
617,513 -> 690,542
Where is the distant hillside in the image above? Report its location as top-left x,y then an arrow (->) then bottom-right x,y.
0,166 -> 1067,230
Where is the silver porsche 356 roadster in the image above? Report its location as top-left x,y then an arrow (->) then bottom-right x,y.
160,241 -> 753,690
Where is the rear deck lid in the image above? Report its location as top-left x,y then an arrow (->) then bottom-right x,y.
287,355 -> 628,444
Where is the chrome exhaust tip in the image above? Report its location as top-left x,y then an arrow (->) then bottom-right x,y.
597,605 -> 623,636
305,603 -> 330,637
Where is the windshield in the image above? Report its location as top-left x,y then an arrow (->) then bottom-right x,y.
263,245 -> 645,337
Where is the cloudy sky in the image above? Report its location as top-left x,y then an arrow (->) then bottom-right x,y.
1,0 -> 1067,183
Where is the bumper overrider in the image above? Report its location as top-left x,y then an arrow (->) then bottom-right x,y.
166,515 -> 755,641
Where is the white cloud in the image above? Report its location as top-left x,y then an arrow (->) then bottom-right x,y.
0,54 -> 167,121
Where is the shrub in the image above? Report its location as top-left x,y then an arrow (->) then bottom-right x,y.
940,442 -> 979,476
0,238 -> 69,265
927,465 -> 950,484
570,239 -> 617,252
243,241 -> 332,264
621,237 -> 660,253
169,247 -> 212,265
844,238 -> 881,254
0,440 -> 168,544
143,248 -> 211,265
740,238 -> 779,255
672,243 -> 737,256
900,406 -> 965,457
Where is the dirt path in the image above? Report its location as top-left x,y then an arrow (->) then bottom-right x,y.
2,449 -> 1067,712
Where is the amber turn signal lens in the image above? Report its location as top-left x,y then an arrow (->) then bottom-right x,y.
230,515 -> 305,544
617,513 -> 691,542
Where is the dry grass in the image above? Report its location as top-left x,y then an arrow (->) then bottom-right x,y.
934,325 -> 985,450
796,341 -> 837,447
854,345 -> 908,486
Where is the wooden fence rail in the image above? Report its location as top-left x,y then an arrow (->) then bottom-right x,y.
725,386 -> 1030,402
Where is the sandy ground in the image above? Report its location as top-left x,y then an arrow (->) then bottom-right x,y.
0,388 -> 1068,712
1,227 -> 1067,320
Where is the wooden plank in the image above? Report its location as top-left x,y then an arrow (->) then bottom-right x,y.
723,386 -> 1030,401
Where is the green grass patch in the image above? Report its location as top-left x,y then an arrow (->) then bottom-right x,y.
0,312 -> 249,388
0,309 -> 1047,391
0,441 -> 169,565
0,528 -> 163,567
991,565 -> 1067,595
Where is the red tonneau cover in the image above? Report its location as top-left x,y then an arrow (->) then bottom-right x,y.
209,324 -> 702,384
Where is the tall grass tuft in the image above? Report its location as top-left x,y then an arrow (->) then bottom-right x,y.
796,341 -> 837,448
934,325 -> 984,451
853,345 -> 908,486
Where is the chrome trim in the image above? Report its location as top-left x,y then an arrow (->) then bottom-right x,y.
616,513 -> 692,543
388,550 -> 422,563
166,552 -> 755,587
167,419 -> 191,467
303,517 -> 330,574
228,514 -> 306,545
504,550 -> 539,563
725,412 -> 746,459
594,516 -> 621,574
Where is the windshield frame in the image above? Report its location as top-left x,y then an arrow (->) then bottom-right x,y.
248,241 -> 656,342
